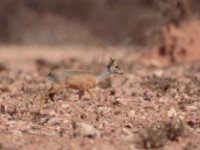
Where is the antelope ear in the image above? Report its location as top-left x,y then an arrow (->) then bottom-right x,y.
107,57 -> 116,68
109,57 -> 115,64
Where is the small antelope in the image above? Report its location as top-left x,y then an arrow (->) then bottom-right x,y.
39,58 -> 124,107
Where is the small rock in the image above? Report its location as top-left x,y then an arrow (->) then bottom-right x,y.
127,111 -> 135,118
25,75 -> 32,82
158,97 -> 168,103
97,105 -> 108,112
182,94 -> 189,99
6,105 -> 17,115
122,128 -> 133,137
6,120 -> 17,127
80,123 -> 100,138
27,122 -> 39,129
12,129 -> 22,136
0,105 -> 5,114
169,89 -> 179,97
167,107 -> 177,118
143,92 -> 151,101
178,115 -> 184,120
40,117 -> 50,124
49,110 -> 56,116
153,70 -> 163,77
112,97 -> 127,106
185,105 -> 198,111
63,119 -> 69,124
110,90 -> 116,95
58,127 -> 66,137
61,104 -> 70,109
48,117 -> 61,125
124,123 -> 133,128
12,81 -> 24,89
0,86 -> 10,92
98,121 -> 111,129
80,113 -> 87,120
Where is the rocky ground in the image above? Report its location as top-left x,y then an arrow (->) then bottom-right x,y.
0,45 -> 199,150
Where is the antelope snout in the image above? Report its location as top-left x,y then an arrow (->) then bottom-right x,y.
119,69 -> 124,74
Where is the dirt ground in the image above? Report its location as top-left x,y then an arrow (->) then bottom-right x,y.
0,45 -> 199,150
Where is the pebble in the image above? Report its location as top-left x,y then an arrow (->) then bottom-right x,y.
153,70 -> 163,77
185,105 -> 198,111
48,117 -> 61,125
12,129 -> 22,136
6,105 -> 17,115
127,111 -> 135,118
80,113 -> 87,120
97,105 -> 108,112
98,121 -> 110,129
61,104 -> 70,109
158,97 -> 168,103
112,97 -> 127,106
0,105 -> 5,114
80,123 -> 100,138
6,120 -> 17,127
40,117 -> 50,124
124,123 -> 133,128
167,107 -> 177,118
49,110 -> 56,116
122,128 -> 133,137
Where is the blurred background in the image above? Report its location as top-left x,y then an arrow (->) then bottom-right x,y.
0,0 -> 199,46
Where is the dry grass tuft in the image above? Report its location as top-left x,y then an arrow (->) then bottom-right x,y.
137,119 -> 185,149
140,75 -> 179,95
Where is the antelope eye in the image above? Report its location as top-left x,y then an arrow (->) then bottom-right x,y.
115,66 -> 119,68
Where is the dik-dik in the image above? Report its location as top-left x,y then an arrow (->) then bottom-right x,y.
40,58 -> 124,106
